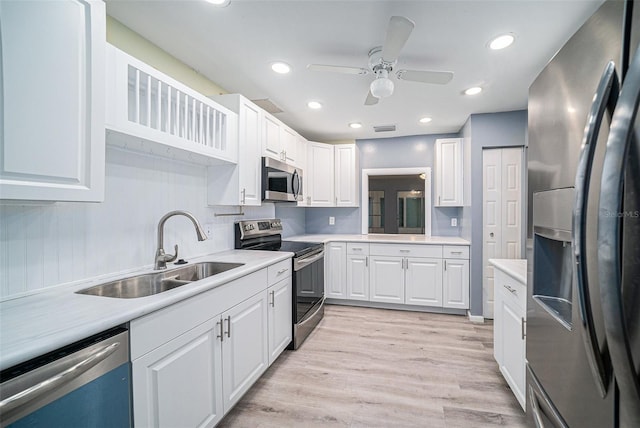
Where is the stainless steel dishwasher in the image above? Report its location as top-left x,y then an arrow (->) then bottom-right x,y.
0,327 -> 131,427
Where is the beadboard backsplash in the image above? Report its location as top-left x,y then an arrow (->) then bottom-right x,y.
0,146 -> 274,300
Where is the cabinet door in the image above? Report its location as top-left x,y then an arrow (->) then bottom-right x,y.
268,277 -> 292,365
443,259 -> 470,309
238,100 -> 262,206
500,299 -> 526,409
222,291 -> 269,412
325,242 -> 346,298
263,114 -> 282,160
435,138 -> 463,207
369,256 -> 404,304
346,255 -> 369,301
335,144 -> 358,207
281,126 -> 297,165
132,320 -> 224,428
307,142 -> 335,206
405,258 -> 443,307
0,0 -> 105,201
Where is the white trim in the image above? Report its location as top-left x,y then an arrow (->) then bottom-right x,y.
361,167 -> 432,236
467,311 -> 485,323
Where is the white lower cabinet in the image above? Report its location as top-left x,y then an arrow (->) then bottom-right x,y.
346,254 -> 369,300
222,292 -> 269,412
443,259 -> 470,309
493,267 -> 527,410
405,258 -> 443,307
369,256 -> 405,304
325,242 -> 347,298
268,276 -> 293,365
132,320 -> 223,427
131,261 -> 291,428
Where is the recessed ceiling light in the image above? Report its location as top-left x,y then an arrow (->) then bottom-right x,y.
205,0 -> 230,6
489,33 -> 515,50
307,101 -> 322,110
271,62 -> 291,74
464,86 -> 483,96
419,117 -> 432,124
349,122 -> 362,129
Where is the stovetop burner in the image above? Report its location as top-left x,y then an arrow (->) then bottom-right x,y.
234,219 -> 322,258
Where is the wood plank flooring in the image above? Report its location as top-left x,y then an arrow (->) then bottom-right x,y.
219,305 -> 528,427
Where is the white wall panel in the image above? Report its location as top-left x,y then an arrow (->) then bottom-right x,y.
0,146 -> 274,300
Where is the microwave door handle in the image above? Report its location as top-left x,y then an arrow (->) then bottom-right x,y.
598,45 -> 640,426
572,61 -> 619,397
292,169 -> 300,200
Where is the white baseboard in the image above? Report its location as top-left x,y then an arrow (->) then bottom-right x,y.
467,311 -> 485,323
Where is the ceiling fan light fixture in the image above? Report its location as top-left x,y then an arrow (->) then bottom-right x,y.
370,76 -> 394,99
271,62 -> 291,74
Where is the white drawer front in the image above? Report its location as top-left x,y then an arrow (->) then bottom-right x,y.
369,244 -> 443,258
496,270 -> 526,311
268,259 -> 292,285
347,243 -> 370,255
443,246 -> 469,259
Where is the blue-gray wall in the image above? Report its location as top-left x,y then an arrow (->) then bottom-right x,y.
463,110 -> 528,316
305,133 -> 461,235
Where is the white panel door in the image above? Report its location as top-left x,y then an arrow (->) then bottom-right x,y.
335,144 -> 357,207
435,138 -> 463,207
281,126 -> 297,165
0,0 -> 105,201
222,291 -> 269,412
263,114 -> 281,160
405,258 -> 443,307
132,320 -> 223,428
268,278 -> 292,365
483,149 -> 502,318
346,254 -> 369,301
325,242 -> 346,298
369,256 -> 404,304
238,100 -> 262,205
443,259 -> 469,309
482,147 -> 523,318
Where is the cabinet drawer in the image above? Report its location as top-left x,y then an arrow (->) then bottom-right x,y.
369,244 -> 442,258
347,243 -> 369,255
496,270 -> 526,312
443,246 -> 469,259
268,259 -> 292,285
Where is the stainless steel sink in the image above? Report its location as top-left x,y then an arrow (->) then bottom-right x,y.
76,262 -> 245,298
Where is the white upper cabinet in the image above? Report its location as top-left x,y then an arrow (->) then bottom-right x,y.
0,0 -> 105,202
262,112 -> 298,166
305,143 -> 358,207
105,45 -> 238,165
434,138 -> 464,207
208,94 -> 262,206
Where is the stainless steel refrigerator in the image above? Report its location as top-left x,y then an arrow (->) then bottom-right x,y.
527,0 -> 640,426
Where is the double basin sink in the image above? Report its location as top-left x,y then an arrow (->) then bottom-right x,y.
76,261 -> 244,299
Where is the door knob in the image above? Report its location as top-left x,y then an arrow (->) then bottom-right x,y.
490,232 -> 494,237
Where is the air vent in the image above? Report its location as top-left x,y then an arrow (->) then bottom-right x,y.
373,124 -> 397,133
251,98 -> 284,114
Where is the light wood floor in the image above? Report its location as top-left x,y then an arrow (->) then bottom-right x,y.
219,305 -> 528,427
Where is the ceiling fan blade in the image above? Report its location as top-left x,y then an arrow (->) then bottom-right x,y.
365,90 -> 379,106
307,64 -> 369,75
396,69 -> 454,85
381,16 -> 415,63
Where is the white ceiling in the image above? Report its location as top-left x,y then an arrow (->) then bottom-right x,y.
106,0 -> 604,142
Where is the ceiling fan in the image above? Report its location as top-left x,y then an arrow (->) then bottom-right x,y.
307,16 -> 454,105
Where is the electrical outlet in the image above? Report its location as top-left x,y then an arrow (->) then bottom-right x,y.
451,218 -> 458,227
329,216 -> 335,225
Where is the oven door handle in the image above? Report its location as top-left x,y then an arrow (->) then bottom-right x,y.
293,250 -> 324,271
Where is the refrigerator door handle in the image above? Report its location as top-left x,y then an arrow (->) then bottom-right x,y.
598,45 -> 640,426
572,61 -> 619,397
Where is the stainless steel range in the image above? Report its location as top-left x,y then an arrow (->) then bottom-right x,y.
234,219 -> 325,349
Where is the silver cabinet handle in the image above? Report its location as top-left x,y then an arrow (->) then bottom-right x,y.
217,319 -> 223,342
241,188 -> 246,204
365,256 -> 368,267
277,268 -> 288,275
450,251 -> 462,254
399,249 -> 410,253
353,247 -> 362,251
444,260 -> 447,271
270,290 -> 275,307
225,315 -> 231,338
438,196 -> 441,205
573,61 -> 618,398
598,44 -> 640,423
0,342 -> 120,414
521,318 -> 526,341
503,284 -> 516,294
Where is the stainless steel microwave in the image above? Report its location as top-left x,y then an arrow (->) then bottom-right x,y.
262,157 -> 303,202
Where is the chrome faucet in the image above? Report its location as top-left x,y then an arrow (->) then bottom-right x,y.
155,210 -> 207,270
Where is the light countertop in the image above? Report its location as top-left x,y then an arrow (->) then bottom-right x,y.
286,234 -> 470,245
0,250 -> 291,371
489,259 -> 527,284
